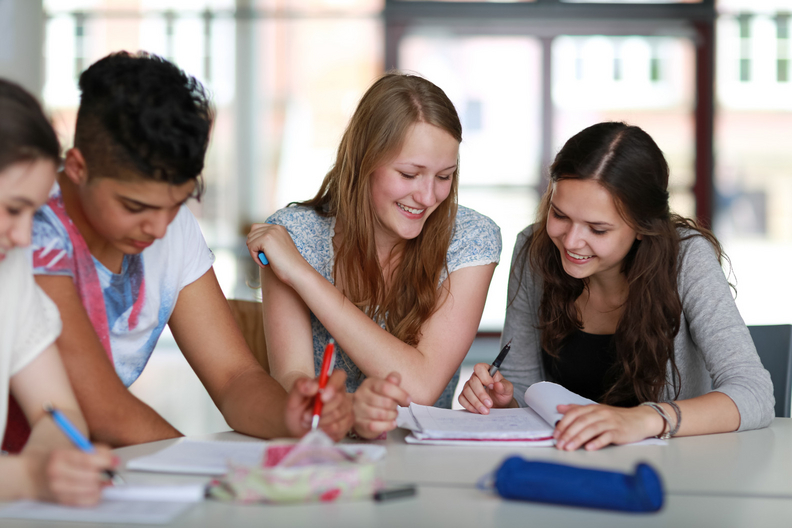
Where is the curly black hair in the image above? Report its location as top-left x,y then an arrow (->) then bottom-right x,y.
74,51 -> 213,194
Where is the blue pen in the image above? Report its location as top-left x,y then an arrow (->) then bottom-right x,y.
44,404 -> 125,485
258,251 -> 268,266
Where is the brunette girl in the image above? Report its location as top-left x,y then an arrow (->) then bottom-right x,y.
459,121 -> 773,450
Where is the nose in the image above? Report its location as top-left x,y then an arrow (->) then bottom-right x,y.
9,215 -> 33,248
142,210 -> 170,239
413,176 -> 438,208
563,223 -> 586,250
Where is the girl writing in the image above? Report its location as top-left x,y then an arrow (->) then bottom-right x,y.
459,122 -> 774,450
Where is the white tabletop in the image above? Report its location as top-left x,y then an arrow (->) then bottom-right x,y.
3,419 -> 792,528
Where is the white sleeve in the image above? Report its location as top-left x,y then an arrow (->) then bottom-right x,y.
173,205 -> 216,291
10,251 -> 62,375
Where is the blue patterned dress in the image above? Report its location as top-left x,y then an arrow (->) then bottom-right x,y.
267,205 -> 502,408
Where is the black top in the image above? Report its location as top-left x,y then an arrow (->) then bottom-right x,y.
542,330 -> 638,407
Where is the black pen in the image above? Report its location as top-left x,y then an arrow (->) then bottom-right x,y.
488,340 -> 512,377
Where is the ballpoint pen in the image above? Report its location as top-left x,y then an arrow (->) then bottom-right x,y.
488,340 -> 513,377
311,339 -> 336,430
44,404 -> 125,485
258,251 -> 268,266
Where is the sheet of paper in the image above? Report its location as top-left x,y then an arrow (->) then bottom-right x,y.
102,483 -> 206,502
523,382 -> 668,447
398,403 -> 554,440
524,381 -> 596,426
0,500 -> 193,525
126,439 -> 267,475
404,434 -> 555,447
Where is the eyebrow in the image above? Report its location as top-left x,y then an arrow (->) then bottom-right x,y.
118,196 -> 189,210
10,197 -> 36,208
397,162 -> 458,172
550,202 -> 615,228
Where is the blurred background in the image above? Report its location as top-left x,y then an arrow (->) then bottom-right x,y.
2,0 -> 790,432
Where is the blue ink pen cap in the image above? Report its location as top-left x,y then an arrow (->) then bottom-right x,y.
258,251 -> 268,266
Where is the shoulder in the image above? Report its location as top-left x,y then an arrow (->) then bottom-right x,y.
267,205 -> 334,271
267,206 -> 330,233
515,223 -> 539,253
32,194 -> 75,275
446,206 -> 502,272
676,227 -> 722,275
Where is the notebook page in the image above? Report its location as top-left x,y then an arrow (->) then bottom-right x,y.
102,484 -> 206,502
524,382 -> 596,427
0,500 -> 193,525
523,382 -> 668,447
126,439 -> 267,475
402,404 -> 554,440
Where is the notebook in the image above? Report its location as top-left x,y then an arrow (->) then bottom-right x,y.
397,382 -> 666,446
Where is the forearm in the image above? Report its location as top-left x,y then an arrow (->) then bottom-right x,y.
291,267 -> 441,401
215,368 -> 292,439
659,392 -> 740,437
0,457 -> 36,500
80,390 -> 182,447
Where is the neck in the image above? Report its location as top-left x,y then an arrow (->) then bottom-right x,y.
585,269 -> 630,308
58,173 -> 124,273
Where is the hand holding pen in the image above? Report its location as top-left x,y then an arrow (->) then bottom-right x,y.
45,404 -> 124,486
284,341 -> 354,441
457,340 -> 516,415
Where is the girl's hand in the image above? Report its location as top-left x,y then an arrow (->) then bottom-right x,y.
25,446 -> 117,506
553,403 -> 664,451
285,370 -> 354,441
352,372 -> 412,440
458,363 -> 515,414
246,223 -> 309,287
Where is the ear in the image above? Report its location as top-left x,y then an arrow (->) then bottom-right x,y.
62,148 -> 89,186
637,233 -> 643,241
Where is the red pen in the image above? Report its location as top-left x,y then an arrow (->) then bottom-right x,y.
311,338 -> 336,430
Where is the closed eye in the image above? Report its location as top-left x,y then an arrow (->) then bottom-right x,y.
550,209 -> 567,220
399,172 -> 417,179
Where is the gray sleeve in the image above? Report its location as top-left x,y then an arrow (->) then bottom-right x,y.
498,227 -> 545,407
678,234 -> 775,431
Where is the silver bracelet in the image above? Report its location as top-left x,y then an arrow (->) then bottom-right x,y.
640,402 -> 673,439
665,401 -> 682,437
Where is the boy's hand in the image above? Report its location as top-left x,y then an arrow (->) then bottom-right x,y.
285,370 -> 353,441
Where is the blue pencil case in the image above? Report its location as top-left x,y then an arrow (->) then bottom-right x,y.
493,456 -> 664,512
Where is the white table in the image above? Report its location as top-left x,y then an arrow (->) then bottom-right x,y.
3,419 -> 792,528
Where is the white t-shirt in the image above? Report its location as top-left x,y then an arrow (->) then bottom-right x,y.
31,191 -> 215,387
0,248 -> 62,440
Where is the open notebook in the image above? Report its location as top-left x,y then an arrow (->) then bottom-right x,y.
397,381 -> 666,446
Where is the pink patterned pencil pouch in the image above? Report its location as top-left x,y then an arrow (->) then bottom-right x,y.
208,430 -> 385,504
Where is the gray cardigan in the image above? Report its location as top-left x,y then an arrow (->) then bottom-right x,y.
499,226 -> 775,431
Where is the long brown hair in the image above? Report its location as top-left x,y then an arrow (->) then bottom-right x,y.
519,122 -> 723,404
300,72 -> 462,345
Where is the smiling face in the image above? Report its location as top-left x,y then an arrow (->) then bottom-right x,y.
0,159 -> 58,262
546,178 -> 639,283
369,122 -> 459,252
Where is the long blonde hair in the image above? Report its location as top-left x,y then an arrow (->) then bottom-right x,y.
300,72 -> 462,345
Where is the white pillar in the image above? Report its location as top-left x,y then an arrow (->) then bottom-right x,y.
0,0 -> 45,98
